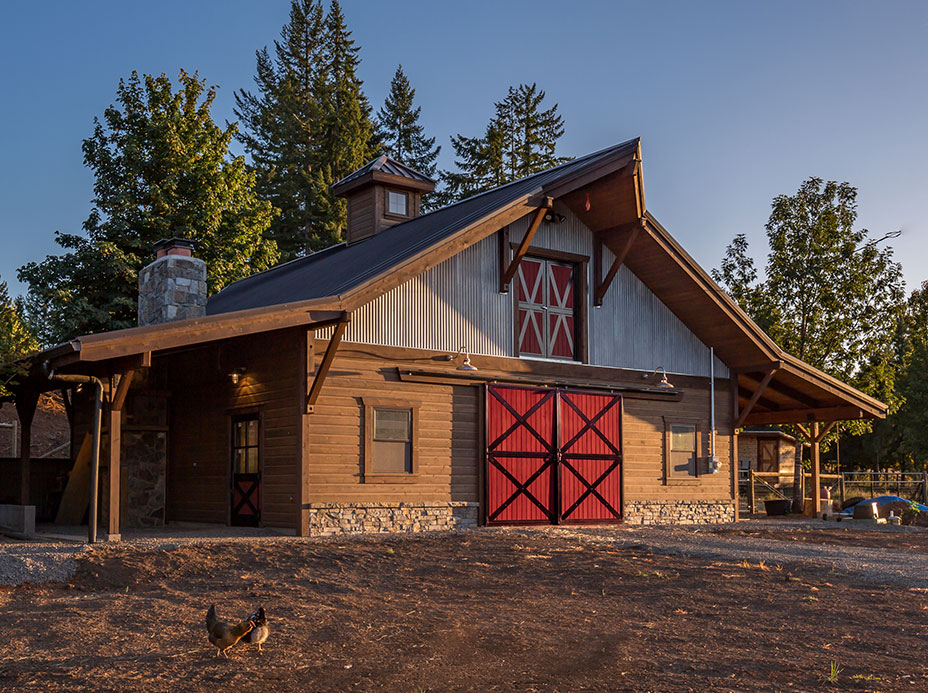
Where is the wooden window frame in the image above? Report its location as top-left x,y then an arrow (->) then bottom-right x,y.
362,397 -> 420,483
510,244 -> 589,364
662,415 -> 702,485
384,189 -> 410,219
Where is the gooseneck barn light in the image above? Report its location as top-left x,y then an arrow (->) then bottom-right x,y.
445,346 -> 478,371
642,366 -> 673,389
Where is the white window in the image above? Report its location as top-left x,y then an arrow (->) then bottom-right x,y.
388,190 -> 409,216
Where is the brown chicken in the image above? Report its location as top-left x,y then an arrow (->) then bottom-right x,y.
205,604 -> 254,657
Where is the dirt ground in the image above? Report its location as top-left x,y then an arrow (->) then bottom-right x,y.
1,528 -> 927,692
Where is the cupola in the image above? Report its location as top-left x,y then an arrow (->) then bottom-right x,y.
331,155 -> 436,245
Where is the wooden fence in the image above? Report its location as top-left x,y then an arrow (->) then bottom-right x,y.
743,469 -> 928,514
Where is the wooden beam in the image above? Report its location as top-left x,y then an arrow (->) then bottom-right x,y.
816,421 -> 836,443
736,368 -> 777,428
742,406 -> 869,426
14,387 -> 39,505
730,361 -> 782,374
500,202 -> 551,292
306,315 -> 349,413
737,386 -> 780,413
498,226 -> 510,293
107,406 -> 122,539
594,221 -> 641,306
794,423 -> 811,441
110,370 -> 135,412
740,371 -> 819,409
808,421 -> 821,517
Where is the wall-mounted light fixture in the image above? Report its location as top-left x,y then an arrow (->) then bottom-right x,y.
544,211 -> 565,224
642,366 -> 673,389
229,367 -> 247,385
444,346 -> 478,371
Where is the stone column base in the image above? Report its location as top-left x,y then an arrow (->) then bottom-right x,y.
306,501 -> 479,537
624,499 -> 735,525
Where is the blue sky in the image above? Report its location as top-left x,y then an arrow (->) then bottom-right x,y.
1,0 -> 926,296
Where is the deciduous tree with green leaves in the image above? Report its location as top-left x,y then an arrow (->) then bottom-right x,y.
0,278 -> 39,397
439,83 -> 569,204
18,70 -> 278,346
713,177 -> 905,500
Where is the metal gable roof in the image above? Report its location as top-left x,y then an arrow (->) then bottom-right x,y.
207,138 -> 640,315
332,154 -> 435,190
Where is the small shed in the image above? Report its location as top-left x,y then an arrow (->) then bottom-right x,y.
738,430 -> 801,483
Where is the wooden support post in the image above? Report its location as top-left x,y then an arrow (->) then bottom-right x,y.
730,376 -> 740,522
107,370 -> 134,540
749,470 -> 756,515
298,330 -> 315,536
306,316 -> 349,413
839,474 -> 846,506
922,470 -> 927,505
14,388 -> 39,506
107,407 -> 122,539
809,421 -> 821,517
499,201 -> 551,292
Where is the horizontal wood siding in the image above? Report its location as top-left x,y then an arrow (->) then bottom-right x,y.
622,379 -> 733,502
332,206 -> 728,378
306,341 -> 479,504
163,328 -> 301,528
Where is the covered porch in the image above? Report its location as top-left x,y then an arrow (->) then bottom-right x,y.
732,354 -> 887,516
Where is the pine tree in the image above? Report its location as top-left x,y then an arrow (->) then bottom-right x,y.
440,83 -> 568,204
19,71 -> 278,346
377,65 -> 440,178
236,0 -> 377,258
314,0 -> 378,240
235,0 -> 327,258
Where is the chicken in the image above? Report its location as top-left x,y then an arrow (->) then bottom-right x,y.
205,604 -> 254,657
241,607 -> 269,652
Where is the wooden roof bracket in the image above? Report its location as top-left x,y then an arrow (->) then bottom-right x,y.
306,312 -> 350,414
594,219 -> 644,306
499,198 -> 553,293
736,365 -> 778,429
110,369 -> 136,412
795,421 -> 836,444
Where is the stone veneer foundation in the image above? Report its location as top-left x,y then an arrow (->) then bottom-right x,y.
307,502 -> 479,536
623,499 -> 735,525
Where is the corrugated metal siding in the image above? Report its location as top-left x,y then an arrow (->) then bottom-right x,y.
337,208 -> 729,377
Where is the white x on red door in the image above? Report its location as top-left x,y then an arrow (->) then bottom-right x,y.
517,257 -> 577,360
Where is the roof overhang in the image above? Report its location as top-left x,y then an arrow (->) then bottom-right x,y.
23,137 -> 887,426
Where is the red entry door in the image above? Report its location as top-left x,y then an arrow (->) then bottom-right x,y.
485,385 -> 622,525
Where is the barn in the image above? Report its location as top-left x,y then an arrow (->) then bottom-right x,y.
5,138 -> 887,540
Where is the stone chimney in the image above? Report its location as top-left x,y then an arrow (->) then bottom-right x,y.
138,238 -> 207,326
331,155 -> 436,245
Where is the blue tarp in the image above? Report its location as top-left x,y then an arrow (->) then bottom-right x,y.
839,495 -> 928,516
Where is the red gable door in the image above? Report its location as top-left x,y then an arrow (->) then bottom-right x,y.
517,257 -> 577,360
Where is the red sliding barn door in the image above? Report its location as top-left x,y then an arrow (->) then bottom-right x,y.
558,391 -> 623,523
485,385 -> 557,523
485,385 -> 622,525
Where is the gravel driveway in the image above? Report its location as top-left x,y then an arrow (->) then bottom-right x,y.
516,521 -> 928,588
4,519 -> 928,588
